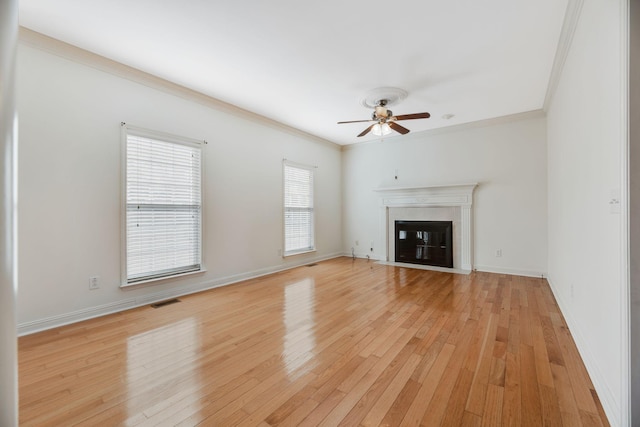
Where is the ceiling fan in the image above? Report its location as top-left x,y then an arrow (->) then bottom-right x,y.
337,99 -> 431,137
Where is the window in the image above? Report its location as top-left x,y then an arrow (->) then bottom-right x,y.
123,125 -> 203,285
283,161 -> 315,255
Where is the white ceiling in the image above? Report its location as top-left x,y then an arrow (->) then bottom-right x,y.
19,0 -> 568,145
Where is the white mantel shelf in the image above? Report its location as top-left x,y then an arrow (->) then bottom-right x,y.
374,183 -> 479,193
376,183 -> 478,272
374,183 -> 478,207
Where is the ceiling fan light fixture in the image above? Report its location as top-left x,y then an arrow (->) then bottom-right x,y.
339,89 -> 430,137
372,122 -> 392,136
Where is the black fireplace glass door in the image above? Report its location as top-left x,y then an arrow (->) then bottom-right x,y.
395,221 -> 453,268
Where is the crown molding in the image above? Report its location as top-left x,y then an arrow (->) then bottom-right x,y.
543,0 -> 585,112
18,27 -> 340,151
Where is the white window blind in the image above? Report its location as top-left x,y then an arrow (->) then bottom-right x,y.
125,128 -> 202,284
284,162 -> 314,255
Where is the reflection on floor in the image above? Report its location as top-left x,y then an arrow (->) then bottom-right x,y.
284,278 -> 316,377
126,318 -> 200,424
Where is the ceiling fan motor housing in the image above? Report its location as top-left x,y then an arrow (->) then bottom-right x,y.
374,104 -> 392,119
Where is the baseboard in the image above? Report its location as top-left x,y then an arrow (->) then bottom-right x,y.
17,251 -> 343,336
474,264 -> 546,278
546,277 -> 620,427
17,300 -> 137,336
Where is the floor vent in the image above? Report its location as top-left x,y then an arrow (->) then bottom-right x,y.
306,263 -> 318,267
150,298 -> 181,308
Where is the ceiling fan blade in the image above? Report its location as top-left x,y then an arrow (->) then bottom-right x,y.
393,112 -> 431,121
389,121 -> 410,135
337,119 -> 374,124
357,124 -> 375,137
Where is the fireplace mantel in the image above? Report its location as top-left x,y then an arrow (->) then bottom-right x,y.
375,183 -> 478,271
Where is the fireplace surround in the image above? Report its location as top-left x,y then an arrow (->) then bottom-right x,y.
375,183 -> 478,272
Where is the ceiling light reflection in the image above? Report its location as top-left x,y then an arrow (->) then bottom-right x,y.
283,278 -> 316,377
126,318 -> 201,422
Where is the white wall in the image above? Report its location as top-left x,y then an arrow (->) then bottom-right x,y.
342,114 -> 548,277
0,1 -> 18,425
16,37 -> 342,332
630,0 -> 640,422
546,0 -> 625,424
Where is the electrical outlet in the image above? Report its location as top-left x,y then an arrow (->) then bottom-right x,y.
355,240 -> 359,246
496,249 -> 502,257
89,276 -> 100,290
278,248 -> 282,257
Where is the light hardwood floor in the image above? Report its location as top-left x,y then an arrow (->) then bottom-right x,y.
19,257 -> 610,426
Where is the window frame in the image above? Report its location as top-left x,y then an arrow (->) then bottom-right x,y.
120,123 -> 206,287
282,160 -> 316,257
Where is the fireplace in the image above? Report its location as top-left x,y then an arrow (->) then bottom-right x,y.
395,221 -> 453,268
375,184 -> 477,272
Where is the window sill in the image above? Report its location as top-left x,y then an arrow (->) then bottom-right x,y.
283,248 -> 316,258
120,268 -> 207,288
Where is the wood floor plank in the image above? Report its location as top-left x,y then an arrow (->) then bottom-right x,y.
539,383 -> 564,427
359,353 -> 422,426
462,410 -> 483,427
420,318 -> 479,426
440,367 -> 475,426
541,314 -> 565,366
466,312 -> 499,416
502,349 -> 522,426
263,381 -> 317,425
298,389 -> 344,426
318,328 -> 417,426
236,372 -> 317,427
489,355 -> 506,387
17,257 -> 610,426
520,343 -> 543,426
480,383 -> 504,427
580,409 -> 606,427
553,321 -> 600,415
398,342 -> 455,426
336,340 -> 419,426
551,362 -> 583,426
379,378 -> 421,427
276,398 -> 321,427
